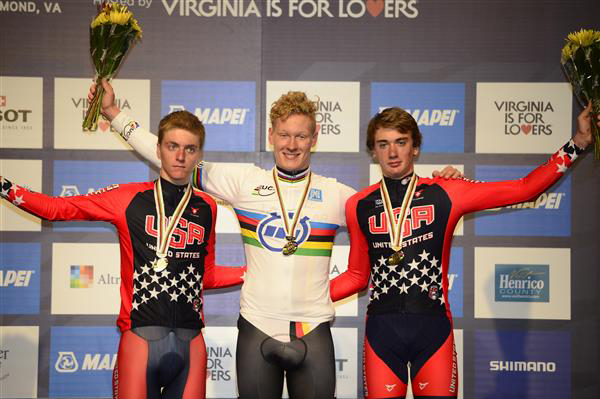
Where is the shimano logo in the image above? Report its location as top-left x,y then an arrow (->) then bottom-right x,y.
489,360 -> 556,373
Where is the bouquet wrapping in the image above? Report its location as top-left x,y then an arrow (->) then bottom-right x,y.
561,29 -> 600,158
82,2 -> 142,131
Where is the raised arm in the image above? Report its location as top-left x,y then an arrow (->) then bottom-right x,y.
89,79 -> 160,168
0,176 -> 122,223
451,102 -> 594,214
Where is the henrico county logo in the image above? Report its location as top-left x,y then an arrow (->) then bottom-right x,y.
257,213 -> 311,252
495,264 -> 549,303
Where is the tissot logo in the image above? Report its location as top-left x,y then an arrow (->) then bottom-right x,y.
161,0 -> 419,18
0,76 -> 43,148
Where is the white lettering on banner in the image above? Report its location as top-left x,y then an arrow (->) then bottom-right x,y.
0,0 -> 61,13
488,192 -> 565,211
408,109 -> 459,126
489,360 -> 556,373
162,0 -> 261,17
82,354 -> 117,371
161,0 -> 418,18
167,106 -> 249,125
195,108 -> 249,125
0,270 -> 34,287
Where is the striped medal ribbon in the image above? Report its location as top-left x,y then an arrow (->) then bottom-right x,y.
152,179 -> 192,271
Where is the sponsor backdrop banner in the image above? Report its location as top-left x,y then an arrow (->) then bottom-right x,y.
0,1 -> 598,398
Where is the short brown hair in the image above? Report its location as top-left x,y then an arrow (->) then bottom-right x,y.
366,107 -> 422,152
158,111 -> 205,149
269,91 -> 317,133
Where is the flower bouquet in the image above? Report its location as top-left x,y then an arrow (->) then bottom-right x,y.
82,2 -> 142,131
561,29 -> 600,158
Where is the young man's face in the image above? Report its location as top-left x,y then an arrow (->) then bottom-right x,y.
156,128 -> 202,185
372,127 -> 420,179
268,114 -> 318,172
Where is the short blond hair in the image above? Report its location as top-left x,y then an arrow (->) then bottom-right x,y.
158,111 -> 205,149
269,91 -> 317,133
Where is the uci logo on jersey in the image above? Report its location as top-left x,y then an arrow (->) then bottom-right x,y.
256,212 -> 311,252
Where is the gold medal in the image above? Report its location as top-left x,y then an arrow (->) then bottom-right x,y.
152,257 -> 168,272
153,179 -> 192,271
272,168 -> 311,257
282,237 -> 299,256
387,250 -> 404,266
380,173 -> 418,266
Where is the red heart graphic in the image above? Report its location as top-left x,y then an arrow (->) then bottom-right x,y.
366,0 -> 384,17
99,120 -> 110,132
521,124 -> 532,134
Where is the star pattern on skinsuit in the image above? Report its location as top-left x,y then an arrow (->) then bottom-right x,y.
12,195 -> 24,206
132,262 -> 203,314
368,251 -> 444,305
0,177 -> 11,198
555,162 -> 568,174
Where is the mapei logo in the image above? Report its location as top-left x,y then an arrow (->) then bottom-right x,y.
489,192 -> 565,211
0,269 -> 35,287
256,212 -> 311,252
55,351 -> 78,373
495,264 -> 549,303
70,265 -> 94,288
378,107 -> 460,127
55,351 -> 116,373
489,360 -> 556,373
169,105 -> 250,126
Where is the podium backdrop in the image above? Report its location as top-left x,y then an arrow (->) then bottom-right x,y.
1,1 -> 599,398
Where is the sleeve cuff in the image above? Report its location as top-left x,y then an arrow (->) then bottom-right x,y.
110,111 -> 138,141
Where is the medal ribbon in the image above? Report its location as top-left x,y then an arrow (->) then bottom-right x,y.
272,168 -> 312,242
153,179 -> 192,259
379,173 -> 418,251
